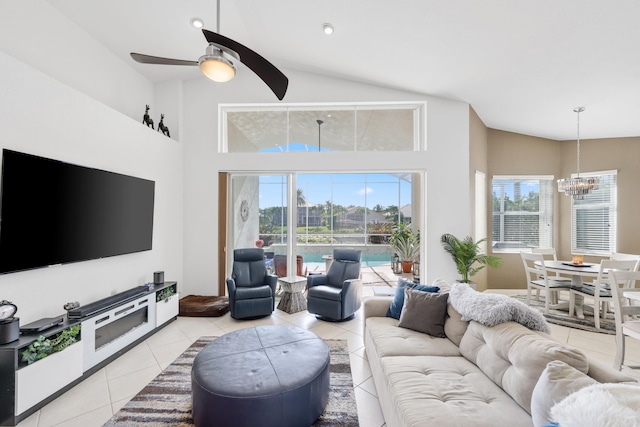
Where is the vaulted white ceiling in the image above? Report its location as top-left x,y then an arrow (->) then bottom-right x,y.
47,0 -> 640,141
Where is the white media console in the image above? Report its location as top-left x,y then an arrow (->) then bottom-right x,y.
0,282 -> 179,426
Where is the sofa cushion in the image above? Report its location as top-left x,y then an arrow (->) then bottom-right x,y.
531,360 -> 597,427
380,355 -> 532,427
444,303 -> 468,347
459,321 -> 589,414
398,287 -> 448,337
386,278 -> 440,319
365,317 -> 460,358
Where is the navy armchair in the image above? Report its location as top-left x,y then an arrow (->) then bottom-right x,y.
226,248 -> 278,319
307,249 -> 362,321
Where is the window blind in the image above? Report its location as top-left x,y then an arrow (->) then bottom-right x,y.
492,176 -> 553,252
571,171 -> 617,255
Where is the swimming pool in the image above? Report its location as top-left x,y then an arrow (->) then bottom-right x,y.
302,252 -> 392,267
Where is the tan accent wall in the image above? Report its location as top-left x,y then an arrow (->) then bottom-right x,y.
487,130 -> 640,290
469,107 -> 489,290
557,137 -> 640,262
486,129 -> 561,289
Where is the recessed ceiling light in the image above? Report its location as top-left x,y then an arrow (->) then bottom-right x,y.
322,23 -> 334,35
190,17 -> 205,29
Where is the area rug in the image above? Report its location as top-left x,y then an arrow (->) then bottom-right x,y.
512,294 -> 616,334
103,337 -> 359,427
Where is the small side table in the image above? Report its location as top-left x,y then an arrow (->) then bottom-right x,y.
277,276 -> 308,314
322,255 -> 334,272
372,286 -> 396,297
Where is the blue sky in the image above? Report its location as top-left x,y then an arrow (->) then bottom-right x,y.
259,173 -> 412,209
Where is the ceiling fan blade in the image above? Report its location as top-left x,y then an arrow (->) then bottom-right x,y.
202,29 -> 288,100
130,53 -> 198,66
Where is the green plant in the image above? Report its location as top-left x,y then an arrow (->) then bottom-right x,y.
388,223 -> 420,262
440,233 -> 502,283
156,285 -> 176,302
21,325 -> 82,365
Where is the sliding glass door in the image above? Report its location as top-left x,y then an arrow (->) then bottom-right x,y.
227,172 -> 414,281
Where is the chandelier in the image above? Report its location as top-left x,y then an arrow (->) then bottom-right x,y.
557,107 -> 599,200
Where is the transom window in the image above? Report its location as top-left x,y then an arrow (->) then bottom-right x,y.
571,170 -> 617,255
220,102 -> 425,153
492,176 -> 554,253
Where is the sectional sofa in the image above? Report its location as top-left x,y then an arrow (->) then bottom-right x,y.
363,284 -> 634,427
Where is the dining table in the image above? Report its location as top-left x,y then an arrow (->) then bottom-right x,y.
535,260 -> 603,319
623,291 -> 640,302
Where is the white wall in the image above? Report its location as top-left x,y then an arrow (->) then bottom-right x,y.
0,1 -> 472,299
182,68 -> 471,295
0,52 -> 183,324
0,0 -> 154,123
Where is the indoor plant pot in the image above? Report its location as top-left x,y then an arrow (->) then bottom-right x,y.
440,233 -> 502,284
389,224 -> 420,274
401,260 -> 414,274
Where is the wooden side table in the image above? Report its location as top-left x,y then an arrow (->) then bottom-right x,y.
277,276 -> 308,314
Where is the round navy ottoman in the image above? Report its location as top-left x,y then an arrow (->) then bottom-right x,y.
191,325 -> 330,427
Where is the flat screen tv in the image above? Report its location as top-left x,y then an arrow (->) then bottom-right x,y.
0,149 -> 155,274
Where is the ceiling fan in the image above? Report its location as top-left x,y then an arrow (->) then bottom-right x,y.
130,1 -> 288,100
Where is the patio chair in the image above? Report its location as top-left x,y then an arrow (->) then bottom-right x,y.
272,254 -> 306,277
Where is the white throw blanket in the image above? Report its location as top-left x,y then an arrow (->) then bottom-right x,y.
551,383 -> 640,427
449,283 -> 550,333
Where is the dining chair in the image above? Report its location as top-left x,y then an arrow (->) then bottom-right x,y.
520,252 -> 572,314
569,259 -> 638,330
611,252 -> 640,270
608,269 -> 640,371
530,248 -> 572,300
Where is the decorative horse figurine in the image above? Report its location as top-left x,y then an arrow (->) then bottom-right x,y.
142,105 -> 154,129
158,114 -> 171,137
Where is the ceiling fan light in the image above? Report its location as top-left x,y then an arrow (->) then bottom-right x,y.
199,55 -> 235,82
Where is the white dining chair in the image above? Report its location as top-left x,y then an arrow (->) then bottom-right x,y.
608,269 -> 640,371
569,259 -> 638,330
531,247 -> 558,260
529,248 -> 571,301
611,253 -> 640,270
532,248 -> 573,279
521,252 -> 572,314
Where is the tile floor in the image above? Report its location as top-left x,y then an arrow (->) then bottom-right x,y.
14,284 -> 640,427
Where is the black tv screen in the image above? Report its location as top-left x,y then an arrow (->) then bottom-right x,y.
0,149 -> 155,274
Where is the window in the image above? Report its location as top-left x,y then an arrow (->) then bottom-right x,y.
220,102 -> 426,153
492,176 -> 554,253
259,173 -> 412,247
571,170 -> 617,255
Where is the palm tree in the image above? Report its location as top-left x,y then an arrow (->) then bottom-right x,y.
297,188 -> 306,207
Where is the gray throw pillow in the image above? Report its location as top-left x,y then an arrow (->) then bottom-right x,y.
398,287 -> 449,337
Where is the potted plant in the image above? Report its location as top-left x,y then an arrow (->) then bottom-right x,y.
440,233 -> 502,284
389,223 -> 420,273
